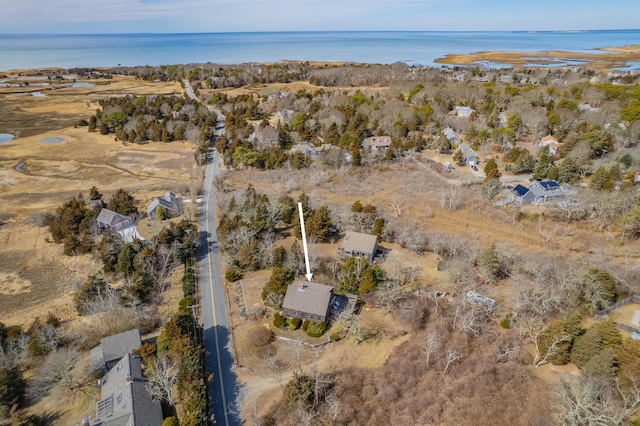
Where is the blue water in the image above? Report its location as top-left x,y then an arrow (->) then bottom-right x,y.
0,134 -> 15,145
0,30 -> 638,70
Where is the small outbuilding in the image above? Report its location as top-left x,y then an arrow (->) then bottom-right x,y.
147,191 -> 181,220
340,231 -> 379,264
282,281 -> 334,323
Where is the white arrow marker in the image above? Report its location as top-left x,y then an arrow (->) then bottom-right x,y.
298,202 -> 313,282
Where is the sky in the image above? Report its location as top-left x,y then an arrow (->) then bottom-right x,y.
0,0 -> 638,34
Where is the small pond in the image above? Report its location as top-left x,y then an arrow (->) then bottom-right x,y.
41,137 -> 65,143
70,82 -> 95,88
31,91 -> 47,97
0,134 -> 15,145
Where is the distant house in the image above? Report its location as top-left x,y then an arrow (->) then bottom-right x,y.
465,291 -> 497,311
340,231 -> 379,264
290,141 -> 337,159
90,329 -> 142,375
473,76 -> 489,83
454,106 -> 476,118
498,75 -> 513,84
456,143 -> 478,166
511,179 -> 575,205
147,191 -> 181,220
539,135 -> 560,155
443,161 -> 454,170
442,127 -> 461,145
96,208 -> 132,232
282,281 -> 334,323
578,103 -> 600,112
90,353 -> 163,426
290,140 -> 319,157
362,136 -> 392,151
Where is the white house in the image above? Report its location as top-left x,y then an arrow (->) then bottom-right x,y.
454,106 -> 476,118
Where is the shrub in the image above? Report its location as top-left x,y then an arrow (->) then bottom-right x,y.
225,269 -> 243,282
302,320 -> 311,331
287,317 -> 301,330
500,313 -> 512,329
182,281 -> 195,297
162,417 -> 179,426
249,325 -> 273,347
306,321 -> 326,338
25,211 -> 54,227
273,312 -> 285,329
179,296 -> 194,314
330,333 -> 340,341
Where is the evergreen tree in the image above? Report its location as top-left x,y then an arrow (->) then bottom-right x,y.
483,158 -> 500,181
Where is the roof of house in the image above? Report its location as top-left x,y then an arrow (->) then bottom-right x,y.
362,136 -> 392,149
97,208 -> 130,226
291,140 -> 318,156
91,329 -> 142,372
457,143 -> 478,160
341,231 -> 378,255
540,180 -> 560,190
147,195 -> 179,216
540,135 -> 559,147
512,184 -> 530,197
91,353 -> 163,426
282,281 -> 334,318
442,127 -> 460,142
455,106 -> 475,116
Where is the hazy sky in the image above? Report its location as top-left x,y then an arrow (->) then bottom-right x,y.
1,0 -> 638,33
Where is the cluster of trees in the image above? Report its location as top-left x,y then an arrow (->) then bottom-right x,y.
48,187 -> 138,255
86,95 -> 217,147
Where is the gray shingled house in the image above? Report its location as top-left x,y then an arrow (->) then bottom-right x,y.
96,208 -> 132,232
90,353 -> 163,426
340,231 -> 379,264
90,329 -> 142,375
361,136 -> 392,151
147,191 -> 181,220
282,281 -> 334,323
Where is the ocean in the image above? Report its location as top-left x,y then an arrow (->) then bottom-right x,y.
0,30 -> 639,71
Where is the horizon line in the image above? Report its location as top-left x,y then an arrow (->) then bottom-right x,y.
1,28 -> 640,36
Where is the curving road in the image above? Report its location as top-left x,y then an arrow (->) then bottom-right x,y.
187,79 -> 238,425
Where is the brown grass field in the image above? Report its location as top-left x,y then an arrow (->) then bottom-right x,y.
0,76 -> 200,327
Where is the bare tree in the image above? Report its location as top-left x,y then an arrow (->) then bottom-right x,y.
422,331 -> 441,367
146,355 -> 180,405
389,198 -> 406,217
439,186 -> 461,211
27,348 -> 80,402
444,348 -> 463,374
518,317 -> 571,368
263,358 -> 289,392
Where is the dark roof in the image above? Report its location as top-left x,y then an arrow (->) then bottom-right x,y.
540,180 -> 560,190
91,354 -> 162,426
97,208 -> 129,226
282,281 -> 333,318
91,329 -> 142,372
512,184 -> 529,197
341,231 -> 378,255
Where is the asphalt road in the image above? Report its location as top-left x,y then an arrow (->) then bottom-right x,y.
198,122 -> 238,423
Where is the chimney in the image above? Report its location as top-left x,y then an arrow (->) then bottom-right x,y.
298,282 -> 305,291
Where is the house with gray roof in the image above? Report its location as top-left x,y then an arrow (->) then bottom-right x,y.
456,143 -> 478,166
454,106 -> 476,118
362,136 -> 392,151
511,180 -> 575,205
282,281 -> 334,323
442,127 -> 461,145
97,208 -> 132,233
90,329 -> 142,375
147,191 -> 181,220
340,231 -> 379,264
90,353 -> 163,426
290,141 -> 338,159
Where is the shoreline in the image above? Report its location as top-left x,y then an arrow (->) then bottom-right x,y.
2,44 -> 640,75
434,44 -> 640,72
